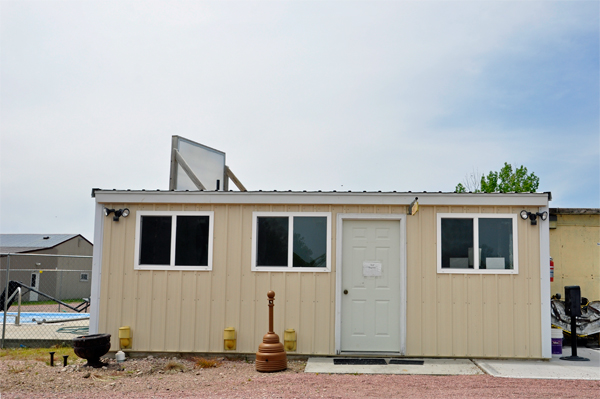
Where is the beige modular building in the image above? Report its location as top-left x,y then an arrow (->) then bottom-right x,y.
90,190 -> 552,359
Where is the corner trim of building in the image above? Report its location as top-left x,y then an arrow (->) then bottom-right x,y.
539,205 -> 551,358
89,202 -> 104,334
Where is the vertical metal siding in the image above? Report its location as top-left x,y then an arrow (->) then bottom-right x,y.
466,274 -> 483,356
99,203 -> 341,354
98,202 -> 542,358
405,206 -> 422,354
419,206 -> 438,356
550,214 -> 600,300
451,274 -> 468,356
404,205 -> 542,358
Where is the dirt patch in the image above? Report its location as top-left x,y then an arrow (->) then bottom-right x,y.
1,355 -> 598,398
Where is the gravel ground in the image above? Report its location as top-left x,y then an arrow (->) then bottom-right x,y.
2,355 -> 599,399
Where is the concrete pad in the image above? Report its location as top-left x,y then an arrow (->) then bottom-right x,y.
1,320 -> 89,347
474,347 -> 600,380
305,357 -> 483,375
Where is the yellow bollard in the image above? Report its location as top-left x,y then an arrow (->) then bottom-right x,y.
118,326 -> 132,349
284,329 -> 296,352
224,327 -> 236,350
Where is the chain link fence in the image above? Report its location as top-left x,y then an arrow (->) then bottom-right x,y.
1,253 -> 93,348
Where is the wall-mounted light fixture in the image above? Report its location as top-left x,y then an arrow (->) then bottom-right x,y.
104,208 -> 130,221
408,197 -> 419,216
520,210 -> 548,225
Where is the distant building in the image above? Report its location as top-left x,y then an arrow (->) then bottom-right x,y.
0,234 -> 93,301
549,208 -> 600,302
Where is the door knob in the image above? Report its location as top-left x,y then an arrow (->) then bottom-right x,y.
343,289 -> 348,295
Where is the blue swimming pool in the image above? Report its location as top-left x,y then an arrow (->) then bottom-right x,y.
0,312 -> 90,324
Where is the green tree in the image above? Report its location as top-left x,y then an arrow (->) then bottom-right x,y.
455,162 -> 539,193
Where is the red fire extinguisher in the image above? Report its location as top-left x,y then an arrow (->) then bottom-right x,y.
550,257 -> 554,282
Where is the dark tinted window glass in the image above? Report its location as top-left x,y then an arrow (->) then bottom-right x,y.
293,217 -> 327,267
175,216 -> 210,266
140,216 -> 172,265
479,218 -> 513,269
257,217 -> 288,266
441,218 -> 473,268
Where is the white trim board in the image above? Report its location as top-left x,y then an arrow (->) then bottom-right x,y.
335,213 -> 407,355
538,206 -> 551,359
436,213 -> 519,275
250,212 -> 332,272
94,191 -> 550,207
89,202 -> 104,335
133,210 -> 214,271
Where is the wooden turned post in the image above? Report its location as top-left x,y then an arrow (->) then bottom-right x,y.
255,291 -> 287,372
269,292 -> 274,333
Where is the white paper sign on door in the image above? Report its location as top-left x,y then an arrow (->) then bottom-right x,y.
363,261 -> 382,277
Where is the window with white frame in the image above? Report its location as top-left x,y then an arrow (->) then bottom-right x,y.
251,212 -> 331,272
134,211 -> 214,270
437,213 -> 518,274
80,273 -> 89,282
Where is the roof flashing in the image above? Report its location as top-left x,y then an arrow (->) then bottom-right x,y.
92,189 -> 551,207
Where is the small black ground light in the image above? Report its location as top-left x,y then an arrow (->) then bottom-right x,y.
560,286 -> 589,361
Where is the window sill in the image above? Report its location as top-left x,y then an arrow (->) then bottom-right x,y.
251,266 -> 331,273
134,265 -> 212,271
437,268 -> 518,275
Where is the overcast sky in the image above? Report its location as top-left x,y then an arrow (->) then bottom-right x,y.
1,1 -> 598,243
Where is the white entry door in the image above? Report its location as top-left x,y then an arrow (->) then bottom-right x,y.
341,219 -> 401,352
30,272 -> 39,301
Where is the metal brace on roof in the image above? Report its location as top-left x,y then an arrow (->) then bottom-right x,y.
172,148 -> 207,190
171,148 -> 247,192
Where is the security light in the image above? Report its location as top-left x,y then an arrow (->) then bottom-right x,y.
519,210 -> 548,226
104,207 -> 130,221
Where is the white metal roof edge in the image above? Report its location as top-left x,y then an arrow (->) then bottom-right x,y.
93,190 -> 550,207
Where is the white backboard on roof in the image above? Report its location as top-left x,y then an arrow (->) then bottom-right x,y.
169,136 -> 227,191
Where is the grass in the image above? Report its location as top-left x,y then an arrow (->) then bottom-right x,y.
0,344 -> 76,364
164,360 -> 186,372
193,357 -> 220,369
7,364 -> 33,373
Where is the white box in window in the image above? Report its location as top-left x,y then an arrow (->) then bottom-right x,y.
486,257 -> 505,269
449,258 -> 469,268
